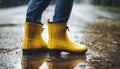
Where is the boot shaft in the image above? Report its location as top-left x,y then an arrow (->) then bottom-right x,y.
24,22 -> 43,39
48,22 -> 68,39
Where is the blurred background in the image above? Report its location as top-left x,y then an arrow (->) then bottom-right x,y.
0,0 -> 120,8
0,0 -> 120,69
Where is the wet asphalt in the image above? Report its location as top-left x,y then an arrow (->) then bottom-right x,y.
0,5 -> 120,69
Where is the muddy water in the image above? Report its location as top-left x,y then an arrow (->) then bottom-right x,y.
0,5 -> 120,69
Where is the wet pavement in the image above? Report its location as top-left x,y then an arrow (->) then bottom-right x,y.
0,4 -> 120,69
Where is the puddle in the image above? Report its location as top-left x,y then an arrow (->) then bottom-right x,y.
0,4 -> 120,69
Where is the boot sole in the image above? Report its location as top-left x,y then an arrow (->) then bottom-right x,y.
48,49 -> 87,56
23,49 -> 87,55
22,48 -> 48,55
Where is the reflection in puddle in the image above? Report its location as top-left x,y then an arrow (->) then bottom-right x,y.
22,53 -> 47,69
22,53 -> 87,69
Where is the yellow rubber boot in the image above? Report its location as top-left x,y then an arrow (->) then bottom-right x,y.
48,21 -> 87,54
22,22 -> 47,54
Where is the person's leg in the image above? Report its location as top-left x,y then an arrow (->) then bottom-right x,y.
26,0 -> 51,23
22,0 -> 51,54
53,0 -> 74,23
